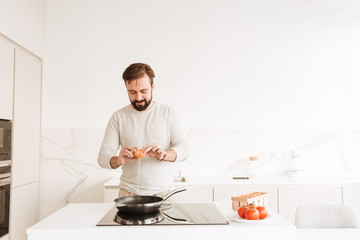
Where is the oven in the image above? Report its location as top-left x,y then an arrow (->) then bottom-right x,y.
0,119 -> 11,180
0,120 -> 11,161
0,119 -> 11,238
0,178 -> 10,238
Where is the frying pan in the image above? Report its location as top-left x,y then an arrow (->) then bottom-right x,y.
114,187 -> 188,214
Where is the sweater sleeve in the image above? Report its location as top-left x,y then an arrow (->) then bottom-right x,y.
169,107 -> 189,162
98,113 -> 120,169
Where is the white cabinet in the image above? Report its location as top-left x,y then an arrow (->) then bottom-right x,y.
0,36 -> 14,120
9,181 -> 39,240
278,185 -> 342,224
104,188 -> 119,203
175,186 -> 213,202
343,185 -> 360,219
12,48 -> 42,188
213,186 -> 278,212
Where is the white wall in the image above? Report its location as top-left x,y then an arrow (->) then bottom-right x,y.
43,0 -> 360,129
0,0 -> 46,58
39,0 -> 360,219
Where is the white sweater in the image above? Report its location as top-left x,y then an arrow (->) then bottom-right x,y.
98,102 -> 189,195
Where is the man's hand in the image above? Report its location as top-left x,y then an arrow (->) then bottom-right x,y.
141,143 -> 166,161
117,146 -> 137,165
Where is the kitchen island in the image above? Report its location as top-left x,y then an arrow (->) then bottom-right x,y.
103,176 -> 360,224
27,202 -> 296,240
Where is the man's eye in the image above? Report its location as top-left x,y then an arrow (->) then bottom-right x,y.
141,91 -> 147,94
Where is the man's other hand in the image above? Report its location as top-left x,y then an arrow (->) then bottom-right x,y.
141,143 -> 166,161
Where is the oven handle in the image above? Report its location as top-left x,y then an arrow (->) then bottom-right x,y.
0,160 -> 11,167
0,173 -> 11,179
0,177 -> 11,186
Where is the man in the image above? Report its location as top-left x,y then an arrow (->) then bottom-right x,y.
98,63 -> 189,198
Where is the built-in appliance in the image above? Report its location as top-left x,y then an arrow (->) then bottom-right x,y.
0,119 -> 11,238
0,178 -> 10,237
0,161 -> 11,180
0,120 -> 11,161
97,203 -> 229,226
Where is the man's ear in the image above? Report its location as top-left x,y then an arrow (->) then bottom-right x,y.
151,82 -> 155,90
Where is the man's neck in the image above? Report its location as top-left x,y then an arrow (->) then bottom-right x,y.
146,100 -> 155,110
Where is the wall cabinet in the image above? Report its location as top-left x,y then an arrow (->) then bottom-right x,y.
278,185 -> 342,223
0,36 -> 14,120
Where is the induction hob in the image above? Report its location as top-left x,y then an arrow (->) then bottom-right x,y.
96,203 -> 229,226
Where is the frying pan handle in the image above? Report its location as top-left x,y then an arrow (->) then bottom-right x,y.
162,211 -> 194,224
162,186 -> 190,202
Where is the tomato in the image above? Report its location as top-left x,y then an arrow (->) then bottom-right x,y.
247,203 -> 255,208
245,208 -> 260,220
237,206 -> 249,218
256,206 -> 268,219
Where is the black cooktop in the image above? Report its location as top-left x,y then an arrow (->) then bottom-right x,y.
96,203 -> 229,226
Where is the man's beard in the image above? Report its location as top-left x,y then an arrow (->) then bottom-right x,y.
131,97 -> 152,111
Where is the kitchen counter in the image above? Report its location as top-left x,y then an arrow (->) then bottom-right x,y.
296,229 -> 360,240
103,176 -> 360,222
104,175 -> 360,188
181,175 -> 360,185
27,202 -> 296,240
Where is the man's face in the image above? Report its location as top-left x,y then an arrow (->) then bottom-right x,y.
126,74 -> 154,111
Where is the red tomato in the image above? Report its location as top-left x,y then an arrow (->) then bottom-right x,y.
256,206 -> 268,219
237,206 -> 249,218
247,203 -> 254,208
245,208 -> 260,220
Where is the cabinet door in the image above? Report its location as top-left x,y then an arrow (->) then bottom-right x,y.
104,188 -> 119,203
12,48 -> 42,187
9,181 -> 39,240
278,185 -> 342,224
343,185 -> 360,219
213,185 -> 278,212
0,36 -> 14,120
175,186 -> 213,202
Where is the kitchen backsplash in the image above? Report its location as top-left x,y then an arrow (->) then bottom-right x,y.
39,127 -> 360,219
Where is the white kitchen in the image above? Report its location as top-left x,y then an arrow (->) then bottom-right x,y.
1,0 -> 360,239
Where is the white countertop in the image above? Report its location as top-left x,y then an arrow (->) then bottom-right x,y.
104,175 -> 360,188
27,202 -> 296,240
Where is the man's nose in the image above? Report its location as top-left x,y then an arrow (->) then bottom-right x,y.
135,93 -> 142,101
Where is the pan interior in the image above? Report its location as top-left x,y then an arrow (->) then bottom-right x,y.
115,196 -> 163,204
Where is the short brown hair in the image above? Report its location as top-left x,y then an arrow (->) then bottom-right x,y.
122,63 -> 155,85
